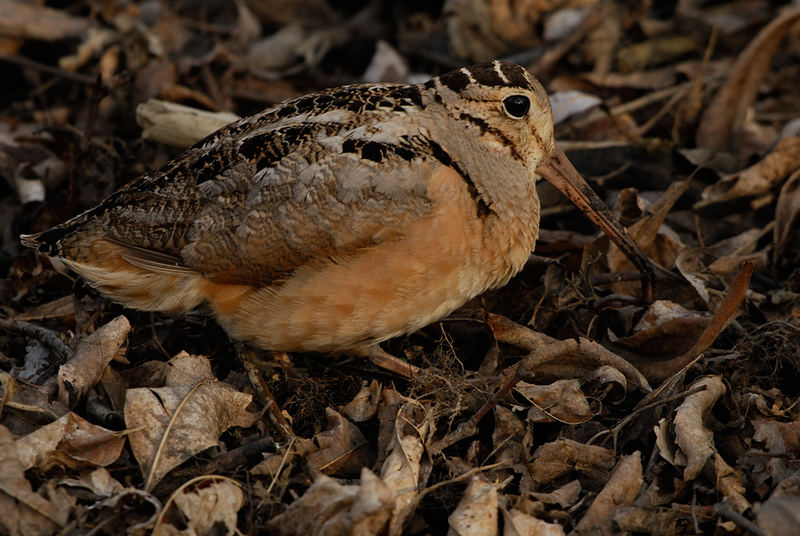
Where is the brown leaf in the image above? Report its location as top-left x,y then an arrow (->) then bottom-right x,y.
573,452 -> 643,536
383,399 -> 432,531
58,467 -> 125,498
672,376 -> 726,480
124,378 -> 257,491
263,468 -> 393,536
696,10 -> 800,151
0,0 -> 89,41
57,315 -> 130,408
516,379 -> 595,424
773,169 -> 800,263
0,426 -> 71,535
756,496 -> 800,536
307,408 -> 370,476
502,507 -> 565,536
339,379 -> 381,422
448,476 -> 498,536
529,439 -> 615,485
14,412 -> 124,471
154,477 -> 245,536
697,137 -> 800,207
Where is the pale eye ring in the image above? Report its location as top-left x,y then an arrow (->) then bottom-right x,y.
502,95 -> 530,118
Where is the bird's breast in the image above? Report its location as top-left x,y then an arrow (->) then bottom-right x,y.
224,164 -> 540,352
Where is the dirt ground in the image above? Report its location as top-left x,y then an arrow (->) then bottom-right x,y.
1,1 -> 799,535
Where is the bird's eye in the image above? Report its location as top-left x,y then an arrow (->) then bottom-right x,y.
502,95 -> 530,119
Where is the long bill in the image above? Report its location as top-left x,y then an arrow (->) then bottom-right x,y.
536,146 -> 654,302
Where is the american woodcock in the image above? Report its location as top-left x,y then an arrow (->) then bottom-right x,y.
22,61 -> 653,376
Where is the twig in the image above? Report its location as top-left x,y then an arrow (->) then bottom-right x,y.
0,317 -> 73,363
0,53 -> 96,85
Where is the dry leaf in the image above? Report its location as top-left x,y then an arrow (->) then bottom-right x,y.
516,379 -> 595,424
711,453 -> 749,513
672,376 -> 726,480
696,10 -> 800,150
59,467 -> 125,498
529,439 -> 615,485
57,315 -> 130,408
502,507 -> 565,536
93,488 -> 162,534
154,477 -> 245,536
124,379 -> 257,491
14,412 -> 124,471
773,169 -> 800,263
529,480 -> 581,508
447,476 -> 498,536
573,451 -> 643,536
263,468 -> 393,536
0,426 -> 71,536
382,399 -> 431,529
0,0 -> 89,41
340,379 -> 381,422
756,495 -> 800,536
307,407 -> 370,476
697,137 -> 800,207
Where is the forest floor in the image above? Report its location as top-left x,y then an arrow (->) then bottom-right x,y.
1,1 -> 799,535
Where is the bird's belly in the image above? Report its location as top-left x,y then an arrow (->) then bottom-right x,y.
224,186 -> 538,353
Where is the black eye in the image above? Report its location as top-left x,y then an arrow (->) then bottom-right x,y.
502,95 -> 530,118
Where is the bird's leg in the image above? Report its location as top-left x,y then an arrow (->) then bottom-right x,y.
356,344 -> 421,379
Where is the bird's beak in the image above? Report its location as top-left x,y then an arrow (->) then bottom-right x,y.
536,146 -> 654,301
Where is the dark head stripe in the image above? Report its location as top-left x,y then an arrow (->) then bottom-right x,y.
439,69 -> 472,92
499,62 -> 534,90
435,62 -> 534,92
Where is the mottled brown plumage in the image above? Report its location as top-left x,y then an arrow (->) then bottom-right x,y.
22,61 -> 651,376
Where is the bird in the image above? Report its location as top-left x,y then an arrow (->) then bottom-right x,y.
21,61 -> 653,377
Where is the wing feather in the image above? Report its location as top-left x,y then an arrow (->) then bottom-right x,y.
46,85 -> 440,285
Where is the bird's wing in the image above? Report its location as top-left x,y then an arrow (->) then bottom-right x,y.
38,85 -> 453,285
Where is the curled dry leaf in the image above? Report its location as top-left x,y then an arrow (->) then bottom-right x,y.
164,351 -> 215,386
711,452 -> 749,513
0,425 -> 71,536
697,137 -> 800,208
154,477 -> 245,536
489,314 -> 651,393
672,375 -> 726,480
530,480 -> 582,509
529,439 -> 614,485
492,405 -> 525,466
264,468 -> 393,536
573,451 -> 643,536
756,495 -> 800,536
93,488 -> 162,534
382,399 -> 432,527
509,509 -> 565,536
59,467 -> 124,498
516,379 -> 595,424
307,408 -> 370,476
362,40 -> 409,84
124,378 -> 257,491
696,10 -> 800,151
447,476 -> 498,536
502,507 -> 565,536
773,169 -> 800,263
676,229 -> 765,304
57,315 -> 130,408
14,412 -> 124,471
340,379 -> 381,422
